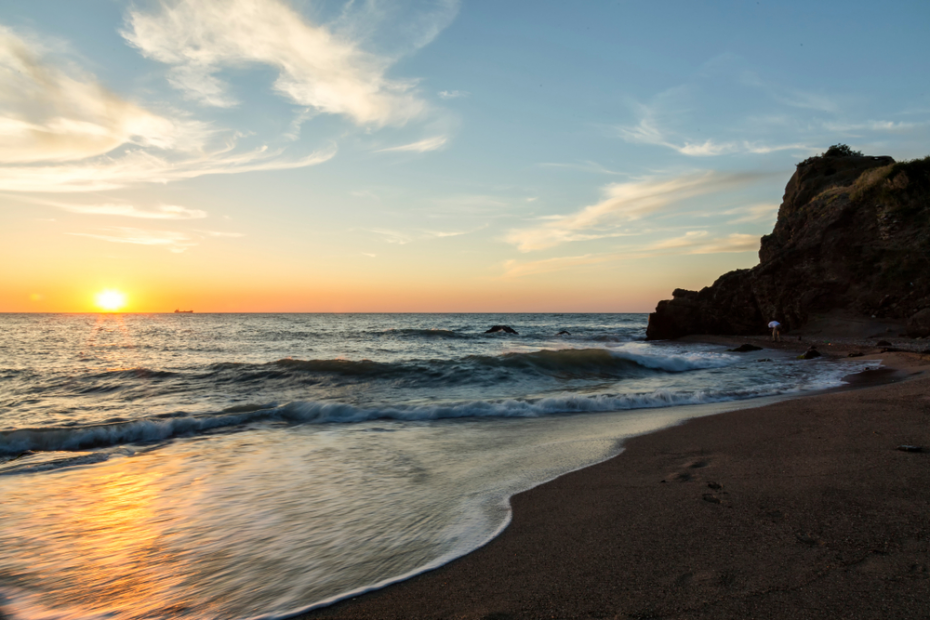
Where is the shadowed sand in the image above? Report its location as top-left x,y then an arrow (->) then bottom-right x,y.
300,347 -> 930,620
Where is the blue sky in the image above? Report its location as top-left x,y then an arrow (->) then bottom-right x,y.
1,0 -> 928,311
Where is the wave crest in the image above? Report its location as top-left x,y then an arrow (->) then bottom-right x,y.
0,385 -> 779,457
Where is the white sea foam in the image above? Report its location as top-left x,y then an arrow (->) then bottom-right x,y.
605,343 -> 737,372
0,363 -> 875,458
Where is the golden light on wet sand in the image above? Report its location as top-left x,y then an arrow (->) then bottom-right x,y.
95,290 -> 127,312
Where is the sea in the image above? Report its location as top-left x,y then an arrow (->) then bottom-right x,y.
0,313 -> 878,620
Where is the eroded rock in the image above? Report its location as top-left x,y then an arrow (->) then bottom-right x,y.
907,308 -> 930,338
647,149 -> 930,340
485,325 -> 518,334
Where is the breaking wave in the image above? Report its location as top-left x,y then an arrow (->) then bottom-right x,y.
0,384 -> 783,457
212,347 -> 737,381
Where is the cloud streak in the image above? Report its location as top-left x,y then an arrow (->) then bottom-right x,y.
506,171 -> 764,252
55,202 -> 207,219
0,143 -> 336,193
377,135 -> 447,153
723,203 -> 779,224
68,227 -> 197,252
618,114 -> 807,157
501,231 -> 760,278
646,231 -> 759,254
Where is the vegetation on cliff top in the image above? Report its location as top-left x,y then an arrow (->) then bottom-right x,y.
799,143 -> 864,167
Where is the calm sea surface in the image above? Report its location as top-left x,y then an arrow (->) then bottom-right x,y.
0,313 -> 875,619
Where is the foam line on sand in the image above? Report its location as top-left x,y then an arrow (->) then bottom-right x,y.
299,350 -> 930,620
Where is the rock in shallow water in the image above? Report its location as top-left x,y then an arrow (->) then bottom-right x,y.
485,325 -> 518,334
729,344 -> 763,352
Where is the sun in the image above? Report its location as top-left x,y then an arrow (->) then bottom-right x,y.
95,290 -> 127,312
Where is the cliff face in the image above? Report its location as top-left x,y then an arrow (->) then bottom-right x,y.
646,151 -> 930,339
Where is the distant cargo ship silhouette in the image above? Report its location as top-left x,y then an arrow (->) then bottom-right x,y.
174,309 -> 193,313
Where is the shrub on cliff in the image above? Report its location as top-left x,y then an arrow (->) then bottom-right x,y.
799,143 -> 864,167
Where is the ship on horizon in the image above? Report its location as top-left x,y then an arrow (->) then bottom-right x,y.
174,309 -> 193,313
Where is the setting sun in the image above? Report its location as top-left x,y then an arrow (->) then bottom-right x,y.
95,290 -> 127,312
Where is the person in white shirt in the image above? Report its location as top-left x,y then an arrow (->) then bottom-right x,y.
768,320 -> 782,342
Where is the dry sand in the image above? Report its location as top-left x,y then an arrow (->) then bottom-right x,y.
300,342 -> 930,620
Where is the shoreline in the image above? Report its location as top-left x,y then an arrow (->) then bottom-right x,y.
299,343 -> 930,620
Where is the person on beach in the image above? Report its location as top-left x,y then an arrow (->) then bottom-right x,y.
768,320 -> 782,341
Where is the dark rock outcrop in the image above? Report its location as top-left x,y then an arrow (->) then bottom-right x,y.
798,346 -> 822,360
647,148 -> 930,339
485,325 -> 518,334
907,308 -> 930,338
729,344 -> 763,352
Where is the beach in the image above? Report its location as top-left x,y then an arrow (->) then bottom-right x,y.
302,347 -> 930,620
0,316 -> 925,619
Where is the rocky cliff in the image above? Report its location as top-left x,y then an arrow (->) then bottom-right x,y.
646,147 -> 930,340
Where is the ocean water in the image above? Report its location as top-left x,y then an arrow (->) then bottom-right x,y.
0,313 -> 877,619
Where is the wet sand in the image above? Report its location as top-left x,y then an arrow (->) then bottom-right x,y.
300,347 -> 930,620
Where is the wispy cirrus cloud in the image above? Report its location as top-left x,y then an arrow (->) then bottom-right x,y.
54,202 -> 207,219
67,226 -> 246,252
646,230 -> 759,254
0,144 -> 336,193
418,224 -> 486,238
615,56 -> 834,158
722,203 -> 779,225
821,119 -> 930,135
501,231 -> 759,278
367,224 -> 481,245
377,135 -> 447,153
693,233 -> 759,254
368,228 -> 412,245
438,90 -> 468,99
0,26 -> 210,165
202,230 -> 245,238
0,24 -> 337,192
539,160 -> 626,175
123,0 -> 449,126
68,227 -> 197,252
618,112 -> 807,157
502,253 -> 615,278
623,61 -> 930,160
505,171 -> 765,252
740,73 -> 839,114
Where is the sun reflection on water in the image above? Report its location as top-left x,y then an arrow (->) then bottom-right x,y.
0,457 -> 200,618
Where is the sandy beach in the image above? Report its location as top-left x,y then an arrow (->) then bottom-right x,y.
301,343 -> 930,620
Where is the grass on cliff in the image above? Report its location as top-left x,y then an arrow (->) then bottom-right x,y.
851,155 -> 930,210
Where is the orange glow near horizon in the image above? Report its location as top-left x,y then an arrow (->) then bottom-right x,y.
95,290 -> 127,313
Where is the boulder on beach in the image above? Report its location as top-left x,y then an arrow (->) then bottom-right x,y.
907,308 -> 930,338
798,346 -> 822,360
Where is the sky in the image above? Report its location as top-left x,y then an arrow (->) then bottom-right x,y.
1,0 -> 928,312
